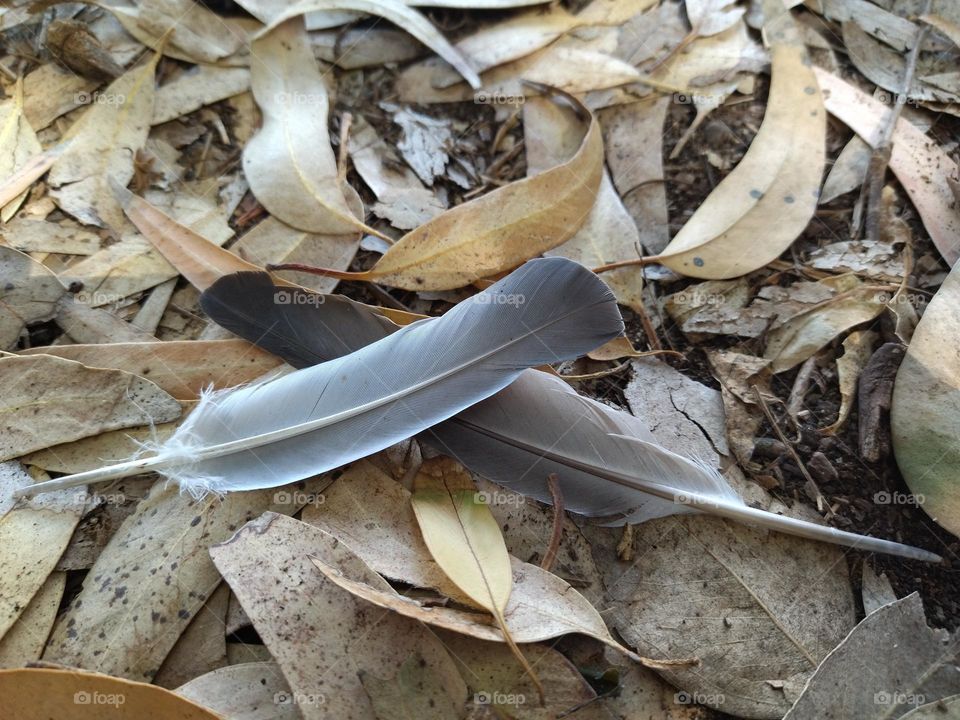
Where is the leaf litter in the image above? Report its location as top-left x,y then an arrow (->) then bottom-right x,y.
0,0 -> 958,718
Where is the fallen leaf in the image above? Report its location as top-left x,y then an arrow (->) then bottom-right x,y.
687,0 -> 746,37
0,354 -> 180,461
334,95 -> 602,290
262,0 -> 481,89
524,96 -> 644,312
153,583 -> 229,689
0,217 -> 100,255
807,240 -> 905,281
0,667 -> 219,718
764,283 -> 887,373
0,247 -> 65,351
385,103 -> 453,186
152,65 -> 251,125
652,3 -> 823,279
861,563 -> 897,616
209,512 -> 468,720
175,663 -> 297,720
822,329 -> 875,434
243,18 -> 373,236
819,133 -> 872,204
783,594 -> 960,719
0,79 -> 41,221
0,571 -> 64,668
892,258 -> 960,536
815,68 -> 960,265
48,51 -> 160,229
42,477 -> 329,681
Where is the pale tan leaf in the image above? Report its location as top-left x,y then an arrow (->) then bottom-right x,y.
0,80 -> 41,221
42,478 -> 329,681
346,96 -> 602,290
814,68 -> 960,265
783,594 -> 960,719
892,259 -> 960,537
209,512 -> 467,720
153,583 -> 229,689
763,284 -> 887,373
822,329 -> 875,434
0,217 -> 100,256
0,247 -> 65,351
0,354 -> 180,461
525,96 -> 643,312
0,571 -> 64,668
262,0 -> 481,89
48,53 -> 160,229
686,0 -> 746,36
175,663 -> 297,720
654,6 -> 824,279
819,134 -> 872,204
152,65 -> 251,125
20,341 -> 282,400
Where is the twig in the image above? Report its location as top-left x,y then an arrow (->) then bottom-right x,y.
751,385 -> 830,515
337,112 -> 353,185
540,474 -> 564,572
862,0 -> 933,242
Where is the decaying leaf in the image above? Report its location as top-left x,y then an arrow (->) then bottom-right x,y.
175,663 -> 296,720
0,79 -> 41,221
0,246 -> 65,350
327,95 -> 603,290
243,18 -> 372,237
815,68 -> 960,265
892,258 -> 960,536
152,65 -> 251,125
819,133 -> 872,204
783,594 -> 960,719
0,667 -> 220,718
42,477 -> 329,681
652,2 -> 823,279
822,329 -> 875,434
210,512 -> 468,720
0,571 -> 65,668
48,51 -> 160,229
153,583 -> 230,689
0,354 -> 180,461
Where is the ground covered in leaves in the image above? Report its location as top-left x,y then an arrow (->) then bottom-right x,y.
0,0 -> 959,719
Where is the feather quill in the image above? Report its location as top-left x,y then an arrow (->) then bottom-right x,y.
16,258 -> 623,497
189,271 -> 940,562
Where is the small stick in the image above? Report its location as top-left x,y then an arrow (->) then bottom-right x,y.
541,474 -> 565,572
752,385 -> 829,515
862,0 -> 932,243
337,112 -> 353,185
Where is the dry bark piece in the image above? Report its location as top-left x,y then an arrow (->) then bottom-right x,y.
45,19 -> 125,80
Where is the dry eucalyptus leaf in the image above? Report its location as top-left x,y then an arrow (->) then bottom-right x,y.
0,246 -> 65,350
654,3 -> 822,279
175,663 -> 297,720
209,512 -> 468,720
783,594 -> 960,719
0,217 -> 100,255
892,258 -> 960,537
19,340 -> 279,400
152,583 -> 229,689
42,478 -> 330,681
861,563 -> 897,616
687,0 -> 747,36
0,667 -> 221,719
0,571 -> 64,668
48,52 -> 160,229
807,240 -> 905,280
0,354 -> 180,461
815,68 -> 960,265
819,133 -> 872,204
0,79 -> 41,221
763,283 -> 887,373
822,329 -> 875,434
344,96 -> 603,290
152,65 -> 251,125
525,96 -> 644,312
243,18 -> 370,236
